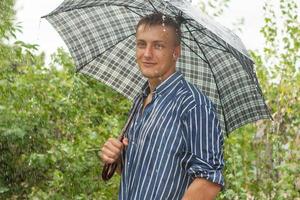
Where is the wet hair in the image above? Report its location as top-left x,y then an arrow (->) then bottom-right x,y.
136,12 -> 182,46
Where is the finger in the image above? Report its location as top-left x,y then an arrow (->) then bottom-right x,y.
100,148 -> 119,163
101,146 -> 120,160
101,154 -> 116,164
104,141 -> 123,154
109,138 -> 124,149
122,137 -> 129,146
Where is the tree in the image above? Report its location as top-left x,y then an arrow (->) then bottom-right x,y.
0,0 -> 16,40
1,1 -> 129,198
1,0 -> 299,199
218,0 -> 300,199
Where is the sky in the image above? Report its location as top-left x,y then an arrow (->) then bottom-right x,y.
14,0 -> 266,63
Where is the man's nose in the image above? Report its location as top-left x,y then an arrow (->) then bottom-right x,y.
143,45 -> 153,58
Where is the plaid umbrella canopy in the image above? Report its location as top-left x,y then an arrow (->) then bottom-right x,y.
43,0 -> 271,134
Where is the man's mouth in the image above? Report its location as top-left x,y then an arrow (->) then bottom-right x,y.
142,62 -> 156,67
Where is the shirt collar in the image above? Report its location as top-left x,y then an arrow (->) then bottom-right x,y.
141,71 -> 183,98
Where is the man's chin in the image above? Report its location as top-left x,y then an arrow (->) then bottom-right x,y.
141,73 -> 157,79
139,69 -> 159,79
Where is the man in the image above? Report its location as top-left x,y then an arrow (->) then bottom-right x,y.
100,12 -> 224,200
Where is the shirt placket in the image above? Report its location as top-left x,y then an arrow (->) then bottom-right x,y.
127,95 -> 157,199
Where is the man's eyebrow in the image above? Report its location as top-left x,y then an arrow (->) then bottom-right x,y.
153,40 -> 165,43
136,39 -> 165,43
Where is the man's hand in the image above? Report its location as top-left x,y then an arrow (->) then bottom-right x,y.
181,178 -> 221,200
99,137 -> 129,164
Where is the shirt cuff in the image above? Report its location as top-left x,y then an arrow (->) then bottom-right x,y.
187,166 -> 225,188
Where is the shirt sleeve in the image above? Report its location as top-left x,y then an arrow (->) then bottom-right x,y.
181,104 -> 225,187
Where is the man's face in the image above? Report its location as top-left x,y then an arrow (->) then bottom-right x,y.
135,24 -> 180,81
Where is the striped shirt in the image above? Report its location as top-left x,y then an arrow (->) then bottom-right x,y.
119,71 -> 224,200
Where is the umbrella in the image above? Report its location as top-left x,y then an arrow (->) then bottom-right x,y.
43,0 -> 272,135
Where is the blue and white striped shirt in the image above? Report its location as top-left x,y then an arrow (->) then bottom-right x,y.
119,71 -> 224,200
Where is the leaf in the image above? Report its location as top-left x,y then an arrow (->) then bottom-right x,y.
4,127 -> 26,139
0,187 -> 9,194
0,105 -> 5,110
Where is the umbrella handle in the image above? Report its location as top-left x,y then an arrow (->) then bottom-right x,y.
102,162 -> 118,181
101,98 -> 141,181
101,135 -> 124,181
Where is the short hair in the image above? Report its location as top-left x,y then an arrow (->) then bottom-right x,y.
136,12 -> 182,45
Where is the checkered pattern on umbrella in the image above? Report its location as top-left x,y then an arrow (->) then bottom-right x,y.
44,0 -> 271,134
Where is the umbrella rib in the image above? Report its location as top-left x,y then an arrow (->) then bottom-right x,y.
124,6 -> 144,17
76,33 -> 136,72
165,2 -> 178,15
148,0 -> 159,13
180,40 -> 208,64
185,22 -> 228,51
182,29 -> 205,33
185,21 -> 259,84
119,5 -> 153,13
163,3 -> 195,22
181,36 -> 228,52
184,24 -> 229,132
43,4 -> 153,17
185,20 -> 259,86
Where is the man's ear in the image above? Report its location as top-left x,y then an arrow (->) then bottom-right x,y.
173,45 -> 181,60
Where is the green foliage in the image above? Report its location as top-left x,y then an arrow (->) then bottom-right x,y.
217,0 -> 300,199
0,0 -> 17,40
0,47 -> 131,199
0,0 -> 299,199
197,0 -> 231,17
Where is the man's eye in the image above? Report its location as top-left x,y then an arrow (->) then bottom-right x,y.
155,44 -> 163,49
137,43 -> 146,48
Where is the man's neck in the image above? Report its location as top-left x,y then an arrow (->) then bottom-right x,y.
147,70 -> 176,93
148,78 -> 161,94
